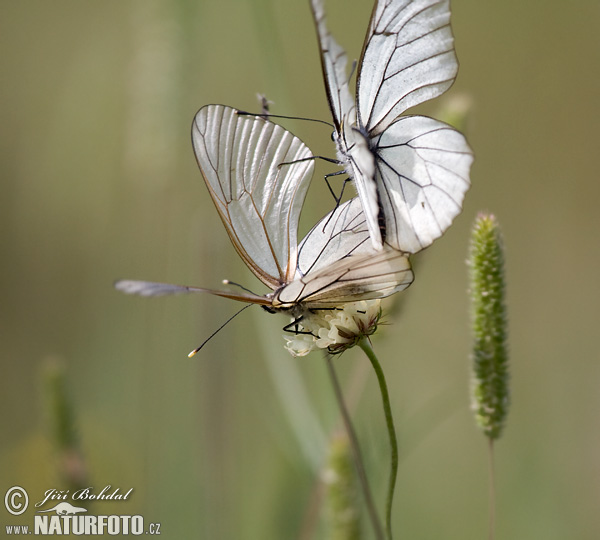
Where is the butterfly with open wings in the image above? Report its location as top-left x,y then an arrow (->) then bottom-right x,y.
116,105 -> 413,352
310,0 -> 473,253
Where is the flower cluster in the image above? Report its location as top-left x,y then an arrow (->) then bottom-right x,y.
284,300 -> 382,357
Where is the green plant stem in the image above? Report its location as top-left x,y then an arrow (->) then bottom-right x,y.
488,438 -> 496,540
359,338 -> 398,540
325,355 -> 385,540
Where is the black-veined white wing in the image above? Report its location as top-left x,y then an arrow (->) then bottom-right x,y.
373,115 -> 472,252
309,0 -> 382,249
357,0 -> 458,135
117,105 -> 312,306
192,104 -> 314,289
309,0 -> 354,131
310,0 -> 473,254
114,279 -> 273,305
275,197 -> 413,308
297,197 -> 370,276
278,246 -> 413,308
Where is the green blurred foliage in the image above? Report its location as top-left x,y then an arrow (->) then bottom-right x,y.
1,0 -> 599,538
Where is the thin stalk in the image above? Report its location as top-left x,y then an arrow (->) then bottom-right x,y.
358,339 -> 398,540
325,354 -> 385,540
488,438 -> 496,540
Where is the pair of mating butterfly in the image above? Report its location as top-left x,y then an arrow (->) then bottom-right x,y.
116,0 -> 473,346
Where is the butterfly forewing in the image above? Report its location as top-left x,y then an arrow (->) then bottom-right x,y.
309,0 -> 355,130
192,105 -> 314,288
114,279 -> 272,305
358,0 -> 458,135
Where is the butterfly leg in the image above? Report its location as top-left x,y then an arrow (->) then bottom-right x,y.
308,307 -> 341,313
282,316 -> 314,336
324,169 -> 348,205
322,174 -> 351,231
281,308 -> 343,337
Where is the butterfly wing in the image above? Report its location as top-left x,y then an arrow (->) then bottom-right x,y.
310,0 -> 383,250
192,105 -> 314,289
275,197 -> 413,307
309,0 -> 355,131
279,248 -> 413,307
355,0 -> 472,252
373,115 -> 473,253
114,279 -> 273,305
357,0 -> 459,135
297,197 -> 371,276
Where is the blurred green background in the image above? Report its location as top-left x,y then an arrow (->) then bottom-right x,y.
1,0 -> 599,538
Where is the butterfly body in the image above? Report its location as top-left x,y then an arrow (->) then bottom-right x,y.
334,116 -> 381,244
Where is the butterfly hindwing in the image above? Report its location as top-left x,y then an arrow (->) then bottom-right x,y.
276,197 -> 413,308
278,246 -> 413,308
296,198 -> 371,277
373,115 -> 473,252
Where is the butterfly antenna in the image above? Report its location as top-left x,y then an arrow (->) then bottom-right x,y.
278,155 -> 341,170
188,304 -> 253,357
222,279 -> 258,296
236,109 -> 334,129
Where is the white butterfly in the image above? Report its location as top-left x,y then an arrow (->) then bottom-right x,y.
116,105 -> 413,342
310,0 -> 474,253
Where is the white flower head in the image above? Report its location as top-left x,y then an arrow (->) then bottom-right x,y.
284,300 -> 382,357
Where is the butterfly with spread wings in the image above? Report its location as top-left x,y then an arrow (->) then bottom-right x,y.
310,0 -> 474,253
116,105 -> 413,344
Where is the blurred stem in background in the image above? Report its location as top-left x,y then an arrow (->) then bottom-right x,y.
435,93 -> 473,133
323,432 -> 361,540
325,354 -> 384,540
42,357 -> 88,497
468,213 -> 510,540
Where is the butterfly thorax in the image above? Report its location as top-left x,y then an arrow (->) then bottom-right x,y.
267,281 -> 295,307
269,292 -> 306,320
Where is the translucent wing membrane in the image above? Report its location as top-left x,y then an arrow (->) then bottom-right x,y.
192,105 -> 314,288
310,0 -> 382,248
309,0 -> 355,129
278,247 -> 413,307
297,197 -> 372,276
114,279 -> 272,305
280,197 -> 413,307
115,280 -> 205,296
358,0 -> 458,135
374,115 -> 473,252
